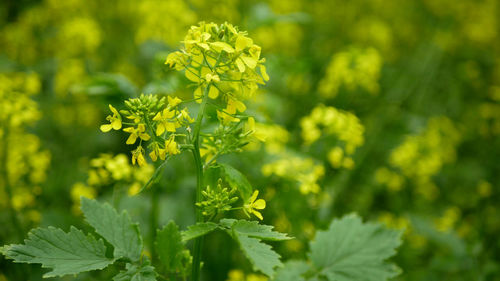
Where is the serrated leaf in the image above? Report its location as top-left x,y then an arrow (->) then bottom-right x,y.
234,234 -> 283,277
2,226 -> 113,278
309,214 -> 403,281
81,197 -> 143,261
231,220 -> 292,241
156,221 -> 185,272
113,260 -> 157,281
273,260 -> 310,281
220,163 -> 253,200
181,222 -> 219,242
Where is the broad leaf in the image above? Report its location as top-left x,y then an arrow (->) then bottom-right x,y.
113,260 -> 157,281
181,222 -> 218,242
81,197 -> 143,261
231,220 -> 292,241
234,234 -> 283,277
2,226 -> 113,278
156,221 -> 185,272
220,163 -> 253,200
309,214 -> 402,281
273,261 -> 310,281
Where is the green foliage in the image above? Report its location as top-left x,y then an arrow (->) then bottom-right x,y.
2,226 -> 113,278
220,163 -> 253,201
309,214 -> 402,281
81,197 -> 143,262
156,221 -> 186,272
113,260 -> 157,281
181,222 -> 219,242
229,219 -> 292,241
273,261 -> 310,281
221,219 -> 289,277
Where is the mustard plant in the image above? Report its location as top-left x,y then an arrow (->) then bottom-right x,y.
1,22 -> 403,281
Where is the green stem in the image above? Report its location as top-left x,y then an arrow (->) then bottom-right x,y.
0,120 -> 24,241
150,183 -> 159,263
191,85 -> 210,281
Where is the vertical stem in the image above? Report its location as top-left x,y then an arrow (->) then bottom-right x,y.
191,85 -> 210,281
0,120 -> 24,241
150,184 -> 159,263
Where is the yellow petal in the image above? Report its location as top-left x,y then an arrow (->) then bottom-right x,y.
112,119 -> 122,130
236,35 -> 253,51
260,65 -> 269,81
240,55 -> 257,69
126,134 -> 137,145
109,104 -> 119,115
210,42 -> 235,53
253,199 -> 266,210
236,58 -> 246,72
140,133 -> 150,141
251,210 -> 263,220
208,85 -> 219,99
185,68 -> 200,82
156,123 -> 165,136
166,122 -> 176,132
100,124 -> 112,132
249,190 -> 259,203
149,150 -> 158,161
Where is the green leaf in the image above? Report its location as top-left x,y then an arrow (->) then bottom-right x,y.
273,261 -> 310,281
220,163 -> 253,200
2,226 -> 113,278
156,221 -> 185,272
231,220 -> 292,241
309,214 -> 403,281
181,222 -> 219,242
113,260 -> 157,281
234,234 -> 283,277
81,197 -> 143,261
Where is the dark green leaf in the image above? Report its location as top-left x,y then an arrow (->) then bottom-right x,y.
181,222 -> 219,242
220,163 -> 253,200
113,259 -> 157,281
2,226 -> 113,278
81,197 -> 143,261
156,221 -> 185,272
309,214 -> 403,281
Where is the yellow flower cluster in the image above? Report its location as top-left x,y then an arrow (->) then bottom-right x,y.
262,155 -> 324,194
165,22 -> 269,124
226,269 -> 268,281
70,153 -> 154,213
134,0 -> 196,46
101,94 -> 194,166
385,116 -> 461,199
245,122 -> 290,154
301,104 -> 365,169
318,47 -> 382,98
434,206 -> 461,233
0,73 -> 49,223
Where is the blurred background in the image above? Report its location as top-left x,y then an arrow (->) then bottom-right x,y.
0,0 -> 499,280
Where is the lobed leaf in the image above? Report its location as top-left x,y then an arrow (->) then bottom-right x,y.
273,260 -> 310,281
2,226 -> 113,278
231,220 -> 292,241
113,260 -> 157,281
309,214 -> 403,281
220,163 -> 253,200
81,197 -> 143,261
181,222 -> 219,242
156,221 -> 185,272
234,234 -> 283,277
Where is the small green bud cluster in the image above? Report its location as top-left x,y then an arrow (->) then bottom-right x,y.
196,179 -> 238,218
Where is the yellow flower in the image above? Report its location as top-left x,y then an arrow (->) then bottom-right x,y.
100,104 -> 122,132
131,146 -> 147,166
244,190 -> 266,220
123,124 -> 151,144
149,142 -> 166,162
165,135 -> 180,155
153,108 -> 177,136
168,96 -> 182,107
